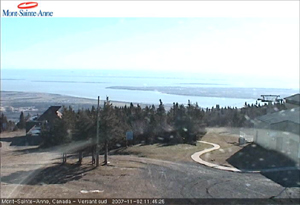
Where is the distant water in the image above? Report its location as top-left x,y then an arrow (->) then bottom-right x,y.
1,69 -> 298,108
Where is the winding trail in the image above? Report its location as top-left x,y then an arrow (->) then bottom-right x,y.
191,141 -> 300,173
191,141 -> 243,172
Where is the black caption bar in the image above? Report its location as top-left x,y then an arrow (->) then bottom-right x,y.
1,198 -> 300,205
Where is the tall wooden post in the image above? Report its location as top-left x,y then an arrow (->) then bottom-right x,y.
78,151 -> 83,165
104,96 -> 109,165
104,139 -> 108,165
96,96 -> 100,167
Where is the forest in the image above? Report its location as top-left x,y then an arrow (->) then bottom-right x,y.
35,99 -> 286,149
0,98 -> 287,150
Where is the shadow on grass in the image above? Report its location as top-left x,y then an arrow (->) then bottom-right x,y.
227,143 -> 296,170
13,147 -> 43,154
227,143 -> 299,187
261,170 -> 300,188
109,143 -> 171,156
1,163 -> 96,185
110,147 -> 141,156
156,143 -> 181,147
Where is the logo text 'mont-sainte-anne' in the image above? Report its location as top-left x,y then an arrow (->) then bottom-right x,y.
2,2 -> 53,17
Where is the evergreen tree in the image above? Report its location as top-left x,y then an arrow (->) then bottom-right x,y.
17,111 -> 26,129
155,99 -> 167,135
0,113 -> 8,132
41,118 -> 70,147
100,97 -> 123,164
73,109 -> 96,141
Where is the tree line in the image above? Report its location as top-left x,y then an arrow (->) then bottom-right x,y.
0,111 -> 30,133
0,99 -> 286,150
39,99 -> 286,149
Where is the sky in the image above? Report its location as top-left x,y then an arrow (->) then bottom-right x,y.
1,5 -> 299,80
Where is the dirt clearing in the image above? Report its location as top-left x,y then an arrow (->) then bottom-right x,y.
0,131 -> 156,198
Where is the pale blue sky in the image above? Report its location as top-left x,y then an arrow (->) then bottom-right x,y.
1,17 -> 299,79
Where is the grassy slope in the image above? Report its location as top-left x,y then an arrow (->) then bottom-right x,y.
110,142 -> 212,163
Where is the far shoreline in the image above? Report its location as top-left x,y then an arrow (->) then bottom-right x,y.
0,90 -> 165,121
1,90 -> 158,106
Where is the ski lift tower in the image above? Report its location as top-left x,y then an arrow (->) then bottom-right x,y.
257,95 -> 283,104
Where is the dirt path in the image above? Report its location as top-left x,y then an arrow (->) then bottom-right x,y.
191,141 -> 242,172
200,127 -> 244,168
1,131 -> 62,198
0,131 -> 159,198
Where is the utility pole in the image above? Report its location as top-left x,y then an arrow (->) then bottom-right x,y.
96,96 -> 100,167
104,96 -> 109,165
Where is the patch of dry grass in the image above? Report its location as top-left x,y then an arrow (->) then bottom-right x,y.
111,142 -> 212,163
110,127 -> 242,165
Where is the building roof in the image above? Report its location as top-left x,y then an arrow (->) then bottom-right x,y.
257,107 -> 300,125
284,93 -> 300,106
37,106 -> 62,122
